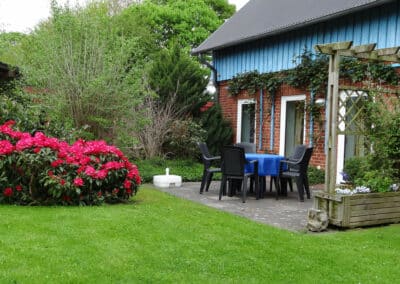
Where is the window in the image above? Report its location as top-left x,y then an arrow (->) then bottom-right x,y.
237,99 -> 256,143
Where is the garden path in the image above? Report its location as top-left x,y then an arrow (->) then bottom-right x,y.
153,181 -> 324,232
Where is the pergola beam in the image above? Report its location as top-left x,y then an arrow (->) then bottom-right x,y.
316,41 -> 400,63
315,41 -> 353,54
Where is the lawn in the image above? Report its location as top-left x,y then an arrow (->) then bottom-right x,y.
0,186 -> 399,283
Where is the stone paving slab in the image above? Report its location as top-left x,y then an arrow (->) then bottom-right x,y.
153,181 -> 323,232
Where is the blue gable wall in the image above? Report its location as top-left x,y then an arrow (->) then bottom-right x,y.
214,1 -> 400,82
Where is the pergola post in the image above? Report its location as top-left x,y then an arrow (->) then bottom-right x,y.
325,51 -> 341,194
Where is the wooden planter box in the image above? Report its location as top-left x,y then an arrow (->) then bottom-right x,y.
314,191 -> 400,228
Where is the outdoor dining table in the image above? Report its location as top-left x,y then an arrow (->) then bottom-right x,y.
245,153 -> 286,198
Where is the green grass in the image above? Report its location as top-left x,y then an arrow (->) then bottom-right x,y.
1,186 -> 400,283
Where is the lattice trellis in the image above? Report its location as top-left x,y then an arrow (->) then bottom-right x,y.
337,89 -> 369,136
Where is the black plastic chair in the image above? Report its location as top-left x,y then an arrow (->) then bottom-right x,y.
197,142 -> 221,194
219,146 -> 259,203
234,142 -> 257,192
276,145 -> 307,192
279,147 -> 313,201
234,142 -> 256,153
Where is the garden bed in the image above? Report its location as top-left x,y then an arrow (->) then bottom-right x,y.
314,191 -> 400,228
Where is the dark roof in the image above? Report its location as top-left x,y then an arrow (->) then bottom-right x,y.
192,0 -> 391,54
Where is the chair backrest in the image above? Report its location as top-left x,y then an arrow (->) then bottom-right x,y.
197,142 -> 216,168
287,144 -> 307,161
221,146 -> 246,177
234,142 -> 256,153
298,147 -> 313,173
197,142 -> 212,159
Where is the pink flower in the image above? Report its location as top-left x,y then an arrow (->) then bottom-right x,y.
103,161 -> 124,170
73,177 -> 84,187
43,137 -> 61,150
48,170 -> 54,177
60,179 -> 66,186
123,180 -> 132,189
15,185 -> 22,191
3,187 -> 13,197
84,166 -> 96,177
51,159 -> 64,168
33,147 -> 41,153
126,189 -> 132,195
77,166 -> 85,174
0,140 -> 14,155
135,175 -> 141,185
95,169 -> 108,180
15,136 -> 34,151
127,168 -> 139,179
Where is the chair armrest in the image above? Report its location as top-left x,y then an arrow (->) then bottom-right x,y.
203,156 -> 221,161
280,159 -> 300,166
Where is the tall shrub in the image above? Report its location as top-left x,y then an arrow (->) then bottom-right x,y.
20,1 -> 150,142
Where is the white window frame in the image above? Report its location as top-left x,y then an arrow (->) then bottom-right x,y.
236,99 -> 256,143
279,95 -> 306,156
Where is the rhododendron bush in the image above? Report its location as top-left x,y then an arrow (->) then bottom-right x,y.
0,120 -> 140,205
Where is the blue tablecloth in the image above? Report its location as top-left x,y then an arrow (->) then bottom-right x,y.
245,153 -> 285,177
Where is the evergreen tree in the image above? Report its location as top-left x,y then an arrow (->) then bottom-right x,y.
147,43 -> 209,116
200,104 -> 233,155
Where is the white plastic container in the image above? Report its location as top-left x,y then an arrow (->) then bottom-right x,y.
153,168 -> 182,188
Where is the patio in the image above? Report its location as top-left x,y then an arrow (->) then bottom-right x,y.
153,181 -> 324,232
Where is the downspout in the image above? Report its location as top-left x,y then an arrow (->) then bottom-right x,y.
310,90 -> 315,147
199,53 -> 219,103
258,89 -> 264,151
270,91 -> 275,152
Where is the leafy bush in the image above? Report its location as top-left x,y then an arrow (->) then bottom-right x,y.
134,158 -> 205,183
163,118 -> 206,159
0,120 -> 140,205
355,171 -> 394,193
343,156 -> 372,183
308,166 -> 325,185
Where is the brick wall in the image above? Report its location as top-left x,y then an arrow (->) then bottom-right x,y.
218,81 -> 326,169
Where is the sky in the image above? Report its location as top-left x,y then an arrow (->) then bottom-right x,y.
0,0 -> 250,33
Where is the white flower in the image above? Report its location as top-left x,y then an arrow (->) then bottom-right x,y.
335,188 -> 353,195
354,186 -> 371,193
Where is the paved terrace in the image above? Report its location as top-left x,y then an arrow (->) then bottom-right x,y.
153,181 -> 324,232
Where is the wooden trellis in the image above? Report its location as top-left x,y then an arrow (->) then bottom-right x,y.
314,41 -> 400,194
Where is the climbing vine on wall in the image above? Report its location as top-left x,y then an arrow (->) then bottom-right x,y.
228,49 -> 400,97
228,71 -> 282,97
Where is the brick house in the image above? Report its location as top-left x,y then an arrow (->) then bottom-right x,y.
192,0 -> 400,180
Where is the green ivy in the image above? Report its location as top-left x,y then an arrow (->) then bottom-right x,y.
228,71 -> 282,97
228,49 -> 399,97
340,58 -> 399,85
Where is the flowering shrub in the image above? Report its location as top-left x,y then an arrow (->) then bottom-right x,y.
0,120 -> 140,205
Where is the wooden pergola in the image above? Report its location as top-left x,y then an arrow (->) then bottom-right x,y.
314,41 -> 400,194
